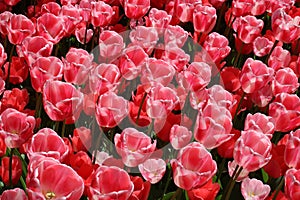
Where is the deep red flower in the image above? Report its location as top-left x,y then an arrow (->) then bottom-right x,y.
0,88 -> 29,112
128,176 -> 151,200
187,178 -> 220,200
0,156 -> 22,185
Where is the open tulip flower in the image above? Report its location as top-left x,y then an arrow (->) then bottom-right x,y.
0,0 -> 300,199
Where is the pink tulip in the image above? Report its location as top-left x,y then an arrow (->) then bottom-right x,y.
253,36 -> 273,57
240,58 -> 274,94
170,142 -> 217,190
174,0 -> 201,22
63,47 -> 94,85
193,5 -> 217,34
169,124 -> 192,150
0,11 -> 12,36
7,14 -> 35,45
17,36 -> 53,66
284,129 -> 300,169
164,25 -> 188,48
99,30 -> 124,59
268,46 -> 291,71
0,188 -> 27,200
228,160 -> 249,182
40,2 -> 61,16
115,128 -> 156,167
129,26 -> 159,55
241,178 -> 271,200
43,80 -> 83,122
30,56 -> 63,93
89,63 -> 121,96
147,8 -> 172,32
124,0 -> 150,19
146,84 -> 179,119
249,84 -> 273,108
285,168 -> 300,200
95,91 -> 128,128
272,8 -> 300,43
269,93 -> 300,132
162,45 -> 190,72
234,130 -> 272,172
271,68 -> 299,95
141,58 -> 175,90
36,13 -> 65,44
194,102 -> 233,149
0,108 -> 35,148
231,0 -> 254,17
88,165 -> 134,199
27,160 -> 84,200
75,25 -> 93,45
91,1 -> 113,27
244,113 -> 275,138
26,128 -> 69,162
116,45 -> 148,80
0,43 -> 7,68
61,4 -> 82,35
138,158 -> 166,184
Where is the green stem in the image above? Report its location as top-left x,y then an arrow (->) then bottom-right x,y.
272,176 -> 284,200
162,164 -> 172,198
53,121 -> 60,133
61,120 -> 66,138
233,92 -> 245,126
20,176 -> 27,194
34,93 -> 42,131
221,165 -> 243,200
147,119 -> 154,136
216,157 -> 226,182
135,92 -> 147,125
233,43 -> 244,68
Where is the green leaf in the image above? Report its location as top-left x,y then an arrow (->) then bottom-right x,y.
262,168 -> 269,183
216,195 -> 222,200
162,192 -> 176,200
184,190 -> 189,200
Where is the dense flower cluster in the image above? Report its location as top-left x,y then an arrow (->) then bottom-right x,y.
0,0 -> 299,199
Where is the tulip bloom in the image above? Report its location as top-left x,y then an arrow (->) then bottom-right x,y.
284,130 -> 300,169
241,178 -> 271,200
234,130 -> 272,172
193,5 -> 217,34
169,125 -> 192,150
0,156 -> 22,185
244,113 -> 275,138
115,128 -> 156,167
88,165 -> 134,200
170,142 -> 217,190
43,80 -> 83,122
124,0 -> 150,19
138,158 -> 166,184
95,91 -> 128,128
0,188 -> 27,200
0,108 -> 35,148
99,30 -> 124,59
285,168 -> 300,200
91,1 -> 114,27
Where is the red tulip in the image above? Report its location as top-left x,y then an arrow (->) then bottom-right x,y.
217,128 -> 241,158
124,0 -> 150,19
234,130 -> 272,172
220,67 -> 241,92
0,88 -> 29,112
115,128 -> 156,167
193,5 -> 217,34
36,13 -> 65,44
70,127 -> 92,153
128,176 -> 151,200
285,168 -> 300,200
3,56 -> 28,85
0,108 -> 35,148
231,0 -> 254,17
95,91 -> 128,128
88,165 -> 134,200
0,11 -> 12,37
269,93 -> 300,132
7,14 -> 35,45
187,178 -> 220,200
0,188 -> 27,200
91,1 -> 113,27
40,2 -> 61,16
240,58 -> 274,94
17,36 -> 53,66
43,80 -> 83,122
63,47 -> 94,85
284,129 -> 300,169
0,156 -> 22,186
26,128 -> 69,162
69,151 -> 93,180
30,56 -> 63,93
170,142 -> 217,190
272,68 -> 299,95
